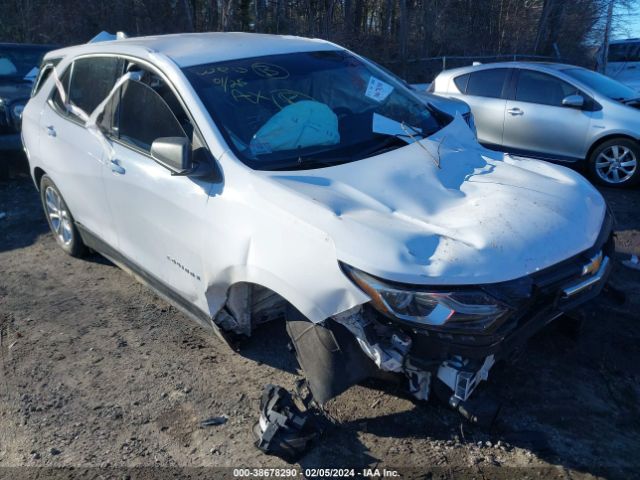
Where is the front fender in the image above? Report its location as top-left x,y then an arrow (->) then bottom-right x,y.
199,174 -> 369,323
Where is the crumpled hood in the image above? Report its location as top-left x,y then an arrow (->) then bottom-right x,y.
260,115 -> 606,285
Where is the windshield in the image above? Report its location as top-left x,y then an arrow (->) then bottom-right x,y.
563,68 -> 638,101
183,50 -> 446,170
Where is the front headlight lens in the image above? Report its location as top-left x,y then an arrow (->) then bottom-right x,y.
345,266 -> 509,331
12,103 -> 25,120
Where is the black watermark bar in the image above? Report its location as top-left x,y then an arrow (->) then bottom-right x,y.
0,466 -> 627,480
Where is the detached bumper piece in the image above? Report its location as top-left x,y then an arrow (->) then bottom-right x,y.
432,378 -> 501,428
253,384 -> 321,463
437,355 -> 495,402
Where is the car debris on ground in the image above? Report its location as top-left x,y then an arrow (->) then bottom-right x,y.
253,384 -> 323,462
622,254 -> 640,270
199,415 -> 228,427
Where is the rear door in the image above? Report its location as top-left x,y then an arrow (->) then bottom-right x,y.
502,69 -> 592,160
452,68 -> 511,147
39,56 -> 123,246
99,64 -> 212,305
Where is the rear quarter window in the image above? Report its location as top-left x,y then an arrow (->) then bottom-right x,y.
466,69 -> 508,98
453,73 -> 469,93
31,58 -> 61,97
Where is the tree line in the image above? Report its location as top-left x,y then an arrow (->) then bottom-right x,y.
0,0 -> 636,81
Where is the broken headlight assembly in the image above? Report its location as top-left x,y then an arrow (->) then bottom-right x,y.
343,265 -> 510,332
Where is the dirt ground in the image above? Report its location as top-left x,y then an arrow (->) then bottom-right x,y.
0,167 -> 639,480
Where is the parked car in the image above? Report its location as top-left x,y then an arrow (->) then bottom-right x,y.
430,62 -> 640,187
0,43 -> 57,178
0,43 -> 56,151
601,38 -> 640,92
22,34 -> 613,422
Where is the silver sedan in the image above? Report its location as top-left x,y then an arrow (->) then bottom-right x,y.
430,62 -> 640,187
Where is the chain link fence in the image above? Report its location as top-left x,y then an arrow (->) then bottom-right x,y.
386,54 -> 565,84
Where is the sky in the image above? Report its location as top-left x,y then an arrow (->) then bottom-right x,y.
612,3 -> 640,40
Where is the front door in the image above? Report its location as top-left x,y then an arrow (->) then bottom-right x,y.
99,65 -> 212,308
502,69 -> 592,160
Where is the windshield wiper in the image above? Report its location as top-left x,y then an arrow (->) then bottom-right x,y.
259,153 -> 354,171
357,135 -> 409,159
260,136 -> 408,170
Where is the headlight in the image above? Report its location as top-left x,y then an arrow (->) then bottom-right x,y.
12,103 -> 25,120
0,99 -> 7,127
344,265 -> 509,331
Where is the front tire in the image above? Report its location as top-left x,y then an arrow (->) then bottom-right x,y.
588,138 -> 640,188
40,175 -> 87,257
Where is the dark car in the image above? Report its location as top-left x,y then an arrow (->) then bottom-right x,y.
0,43 -> 56,163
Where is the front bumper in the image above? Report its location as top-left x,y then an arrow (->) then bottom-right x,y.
334,209 -> 615,404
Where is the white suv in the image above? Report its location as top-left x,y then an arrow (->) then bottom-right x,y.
22,33 -> 613,420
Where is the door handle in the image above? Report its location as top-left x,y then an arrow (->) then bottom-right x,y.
46,125 -> 56,137
507,108 -> 524,116
110,159 -> 126,175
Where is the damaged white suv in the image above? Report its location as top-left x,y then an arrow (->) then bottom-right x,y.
22,33 -> 613,422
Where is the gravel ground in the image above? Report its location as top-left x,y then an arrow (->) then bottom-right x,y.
0,172 -> 639,480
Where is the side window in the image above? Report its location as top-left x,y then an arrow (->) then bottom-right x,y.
453,73 -> 469,94
67,57 -> 123,117
608,44 -> 629,62
515,70 -> 579,107
116,80 -> 187,153
466,69 -> 508,98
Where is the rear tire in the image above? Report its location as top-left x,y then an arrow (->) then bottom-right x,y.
40,175 -> 87,257
588,138 -> 640,188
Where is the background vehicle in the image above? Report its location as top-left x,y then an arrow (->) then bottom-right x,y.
602,38 -> 640,92
0,42 -> 56,177
430,62 -> 640,187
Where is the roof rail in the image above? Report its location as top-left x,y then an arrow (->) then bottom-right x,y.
88,31 -> 129,43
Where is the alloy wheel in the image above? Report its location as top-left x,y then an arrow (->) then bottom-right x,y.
44,186 -> 73,246
594,145 -> 638,184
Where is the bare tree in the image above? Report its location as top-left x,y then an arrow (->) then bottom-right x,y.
1,0 -> 637,82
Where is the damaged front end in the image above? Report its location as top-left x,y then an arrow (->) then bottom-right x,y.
285,213 -> 614,425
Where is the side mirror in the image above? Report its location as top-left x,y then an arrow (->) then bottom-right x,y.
562,94 -> 584,109
151,137 -> 192,174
